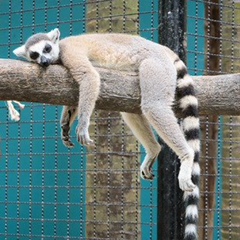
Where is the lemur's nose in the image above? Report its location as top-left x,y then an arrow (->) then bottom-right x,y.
40,56 -> 50,67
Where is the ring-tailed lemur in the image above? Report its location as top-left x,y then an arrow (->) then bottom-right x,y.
13,29 -> 200,240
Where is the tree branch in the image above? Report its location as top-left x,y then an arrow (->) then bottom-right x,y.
1,59 -> 240,115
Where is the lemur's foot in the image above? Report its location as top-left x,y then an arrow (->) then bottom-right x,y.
140,165 -> 155,180
178,160 -> 195,192
178,177 -> 195,192
140,155 -> 158,181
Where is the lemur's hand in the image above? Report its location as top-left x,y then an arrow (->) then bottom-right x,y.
76,126 -> 94,147
61,123 -> 75,148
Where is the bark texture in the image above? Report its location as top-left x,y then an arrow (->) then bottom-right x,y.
1,59 -> 240,116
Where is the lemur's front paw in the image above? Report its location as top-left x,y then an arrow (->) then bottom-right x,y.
77,134 -> 94,146
178,161 -> 195,191
76,127 -> 94,147
61,125 -> 74,148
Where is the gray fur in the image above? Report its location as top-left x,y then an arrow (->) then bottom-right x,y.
25,33 -> 50,50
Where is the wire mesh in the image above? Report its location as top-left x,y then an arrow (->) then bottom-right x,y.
188,1 -> 240,239
0,1 -> 87,239
1,0 -> 240,239
0,0 -> 157,239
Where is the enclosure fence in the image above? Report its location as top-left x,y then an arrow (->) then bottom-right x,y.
0,0 -> 240,240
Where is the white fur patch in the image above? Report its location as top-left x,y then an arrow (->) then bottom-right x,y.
29,40 -> 48,53
177,74 -> 193,88
175,59 -> 185,71
179,95 -> 198,110
192,162 -> 201,176
185,223 -> 197,235
183,186 -> 200,200
186,204 -> 198,219
182,116 -> 200,131
187,139 -> 200,152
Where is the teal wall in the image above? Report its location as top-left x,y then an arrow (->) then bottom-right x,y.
187,1 -> 205,76
139,1 -> 159,239
0,1 -> 86,239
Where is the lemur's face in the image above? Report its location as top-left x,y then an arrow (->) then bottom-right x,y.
13,28 -> 60,67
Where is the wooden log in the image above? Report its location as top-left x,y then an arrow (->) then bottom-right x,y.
1,59 -> 240,115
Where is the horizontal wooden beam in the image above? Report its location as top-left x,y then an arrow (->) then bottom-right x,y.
1,59 -> 240,115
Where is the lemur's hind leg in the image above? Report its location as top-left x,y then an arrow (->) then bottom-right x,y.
139,58 -> 195,191
60,106 -> 78,148
121,112 -> 161,180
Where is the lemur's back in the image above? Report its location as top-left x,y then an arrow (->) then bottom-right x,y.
59,33 -> 176,71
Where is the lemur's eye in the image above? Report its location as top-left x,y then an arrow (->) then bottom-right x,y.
30,51 -> 39,60
43,44 -> 52,53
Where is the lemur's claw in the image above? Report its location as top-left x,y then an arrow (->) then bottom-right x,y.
63,139 -> 75,148
77,133 -> 94,147
140,167 -> 155,181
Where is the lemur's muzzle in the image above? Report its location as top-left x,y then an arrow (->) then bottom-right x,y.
40,56 -> 50,67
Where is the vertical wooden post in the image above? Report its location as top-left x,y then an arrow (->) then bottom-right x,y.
200,1 -> 220,239
86,1 -> 141,239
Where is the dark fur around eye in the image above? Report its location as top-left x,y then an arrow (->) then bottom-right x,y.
30,51 -> 39,60
43,44 -> 52,53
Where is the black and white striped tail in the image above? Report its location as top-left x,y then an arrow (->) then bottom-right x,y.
175,58 -> 200,240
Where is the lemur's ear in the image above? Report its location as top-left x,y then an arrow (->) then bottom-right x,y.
47,28 -> 60,43
13,45 -> 27,58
